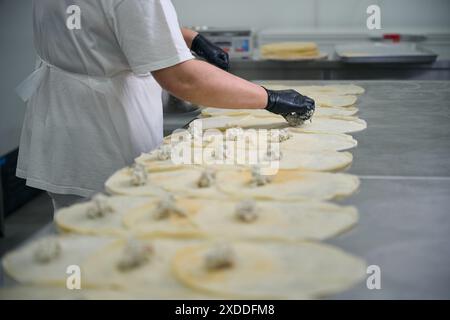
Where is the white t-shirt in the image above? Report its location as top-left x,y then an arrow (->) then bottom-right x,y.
16,0 -> 194,197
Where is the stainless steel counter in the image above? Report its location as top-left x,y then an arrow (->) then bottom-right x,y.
2,80 -> 450,299
229,60 -> 450,81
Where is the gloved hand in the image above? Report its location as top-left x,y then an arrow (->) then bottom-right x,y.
263,88 -> 315,126
191,34 -> 230,71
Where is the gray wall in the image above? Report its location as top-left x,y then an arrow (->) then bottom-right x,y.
173,0 -> 450,31
0,0 -> 34,156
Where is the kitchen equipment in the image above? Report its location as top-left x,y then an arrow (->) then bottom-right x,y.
335,42 -> 438,63
192,27 -> 253,59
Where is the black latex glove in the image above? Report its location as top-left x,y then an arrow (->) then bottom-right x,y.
191,34 -> 230,71
264,88 -> 315,126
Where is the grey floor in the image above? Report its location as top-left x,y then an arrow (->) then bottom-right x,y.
0,193 -> 53,257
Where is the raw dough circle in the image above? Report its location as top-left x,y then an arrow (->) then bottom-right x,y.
172,241 -> 367,299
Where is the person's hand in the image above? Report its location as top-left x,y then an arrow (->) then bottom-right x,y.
191,34 -> 230,71
264,88 -> 315,126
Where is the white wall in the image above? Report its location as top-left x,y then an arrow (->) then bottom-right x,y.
0,0 -> 34,156
172,0 -> 450,32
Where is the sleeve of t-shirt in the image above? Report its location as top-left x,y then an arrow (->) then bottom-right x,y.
111,0 -> 194,75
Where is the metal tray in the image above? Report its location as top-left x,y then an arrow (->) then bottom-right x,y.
335,42 -> 438,64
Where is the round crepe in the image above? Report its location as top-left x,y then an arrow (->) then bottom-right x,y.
82,238 -> 207,299
105,167 -> 168,197
295,85 -> 365,96
55,196 -> 155,236
134,152 -> 185,172
2,235 -> 113,286
216,170 -> 360,201
315,106 -> 358,117
292,116 -> 367,134
308,94 -> 358,108
172,241 -> 367,299
205,146 -> 353,172
122,198 -> 203,238
281,132 -> 357,151
189,116 -> 245,131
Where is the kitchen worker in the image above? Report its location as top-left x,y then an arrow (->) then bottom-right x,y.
16,0 -> 315,213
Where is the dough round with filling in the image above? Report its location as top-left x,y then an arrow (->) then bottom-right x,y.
146,168 -> 231,199
105,167 -> 167,197
82,238 -> 206,299
2,235 -> 113,285
172,241 -> 366,299
217,170 -> 360,201
308,94 -> 357,108
292,116 -> 367,134
134,153 -> 185,172
315,106 -> 358,117
55,196 -> 154,236
122,198 -> 204,238
195,200 -> 358,241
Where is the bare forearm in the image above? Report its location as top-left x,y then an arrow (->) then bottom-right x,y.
152,59 -> 267,109
180,28 -> 198,49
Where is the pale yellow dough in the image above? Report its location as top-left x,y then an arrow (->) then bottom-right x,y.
202,146 -> 353,172
200,106 -> 358,118
262,83 -> 365,95
281,132 -> 358,151
82,238 -> 208,299
2,235 -> 113,285
122,198 -> 204,238
105,167 -> 167,197
309,94 -> 358,108
275,149 -> 353,171
216,170 -> 360,201
134,153 -> 185,172
172,241 -> 367,299
291,116 -> 367,134
55,196 -> 154,236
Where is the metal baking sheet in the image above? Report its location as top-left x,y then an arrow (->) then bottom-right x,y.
335,42 -> 438,64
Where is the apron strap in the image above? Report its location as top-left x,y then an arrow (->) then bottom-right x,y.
15,56 -> 134,165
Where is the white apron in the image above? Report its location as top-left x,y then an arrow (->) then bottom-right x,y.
17,0 -> 194,197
